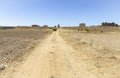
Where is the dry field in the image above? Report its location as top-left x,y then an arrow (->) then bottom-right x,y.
0,28 -> 120,78
60,29 -> 120,78
0,29 -> 52,65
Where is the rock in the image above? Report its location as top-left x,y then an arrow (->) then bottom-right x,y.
0,64 -> 6,70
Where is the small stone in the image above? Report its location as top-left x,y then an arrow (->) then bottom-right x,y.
0,64 -> 6,70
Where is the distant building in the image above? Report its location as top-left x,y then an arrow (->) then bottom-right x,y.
31,24 -> 39,27
79,23 -> 86,27
101,22 -> 119,27
43,25 -> 48,27
78,23 -> 86,31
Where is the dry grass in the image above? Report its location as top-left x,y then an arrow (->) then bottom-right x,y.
60,30 -> 120,78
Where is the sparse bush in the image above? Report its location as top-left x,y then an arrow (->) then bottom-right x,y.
85,28 -> 90,32
53,28 -> 57,31
101,31 -> 103,33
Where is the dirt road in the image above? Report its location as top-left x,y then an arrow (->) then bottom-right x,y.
2,31 -> 96,78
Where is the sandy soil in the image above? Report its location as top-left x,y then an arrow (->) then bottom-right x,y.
0,31 -> 96,78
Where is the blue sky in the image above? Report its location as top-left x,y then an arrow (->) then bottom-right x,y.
0,0 -> 120,26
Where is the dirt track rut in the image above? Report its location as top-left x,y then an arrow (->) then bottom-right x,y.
2,31 -> 96,78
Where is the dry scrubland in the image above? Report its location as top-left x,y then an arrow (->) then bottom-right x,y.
0,29 -> 52,65
60,29 -> 120,78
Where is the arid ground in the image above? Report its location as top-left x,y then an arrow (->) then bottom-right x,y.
0,29 -> 120,78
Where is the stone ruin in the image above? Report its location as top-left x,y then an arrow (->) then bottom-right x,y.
79,23 -> 86,27
43,25 -> 48,27
102,22 -> 119,27
79,23 -> 86,29
32,24 -> 39,27
78,23 -> 86,31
